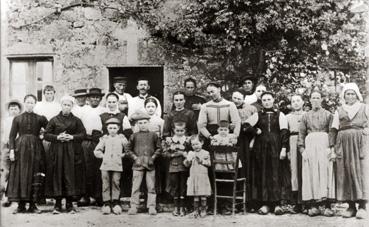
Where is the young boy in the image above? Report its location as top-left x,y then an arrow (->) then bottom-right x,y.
94,118 -> 129,215
211,120 -> 238,146
127,111 -> 161,215
211,120 -> 239,171
286,94 -> 305,213
1,99 -> 22,207
163,122 -> 190,216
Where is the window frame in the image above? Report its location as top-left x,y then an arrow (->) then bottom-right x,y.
8,56 -> 54,101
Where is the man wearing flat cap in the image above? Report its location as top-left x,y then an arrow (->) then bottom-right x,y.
112,76 -> 133,102
78,88 -> 107,206
102,76 -> 133,108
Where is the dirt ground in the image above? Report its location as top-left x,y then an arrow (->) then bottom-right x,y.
1,203 -> 368,227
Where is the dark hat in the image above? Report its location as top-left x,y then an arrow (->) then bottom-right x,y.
87,88 -> 105,97
114,76 -> 128,84
6,99 -> 23,111
242,75 -> 257,83
73,89 -> 88,97
130,110 -> 150,121
105,117 -> 121,126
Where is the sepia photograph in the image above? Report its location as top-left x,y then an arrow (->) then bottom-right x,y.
0,0 -> 369,226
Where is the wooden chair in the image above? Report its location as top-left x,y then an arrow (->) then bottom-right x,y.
210,145 -> 246,216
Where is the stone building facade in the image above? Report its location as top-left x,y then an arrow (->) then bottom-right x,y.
1,0 -> 209,119
1,0 -> 368,120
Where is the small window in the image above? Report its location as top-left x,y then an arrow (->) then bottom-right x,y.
9,57 -> 53,101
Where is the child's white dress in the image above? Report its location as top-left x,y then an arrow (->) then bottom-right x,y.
186,149 -> 211,196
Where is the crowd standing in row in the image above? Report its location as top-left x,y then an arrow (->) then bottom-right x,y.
0,76 -> 368,219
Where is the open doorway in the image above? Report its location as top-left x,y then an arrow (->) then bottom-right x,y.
107,66 -> 164,108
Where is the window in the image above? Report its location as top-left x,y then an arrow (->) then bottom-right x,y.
9,57 -> 53,101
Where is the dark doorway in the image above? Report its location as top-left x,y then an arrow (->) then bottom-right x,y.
107,66 -> 164,108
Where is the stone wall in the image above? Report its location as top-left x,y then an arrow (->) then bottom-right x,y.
1,0 -> 207,115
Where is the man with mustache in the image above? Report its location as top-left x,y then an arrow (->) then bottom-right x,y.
128,78 -> 162,119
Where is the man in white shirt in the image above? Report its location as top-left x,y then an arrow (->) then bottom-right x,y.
71,88 -> 88,119
33,85 -> 61,120
128,78 -> 162,118
78,88 -> 106,206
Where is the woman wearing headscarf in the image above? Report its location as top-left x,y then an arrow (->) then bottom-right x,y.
330,83 -> 369,219
44,95 -> 86,214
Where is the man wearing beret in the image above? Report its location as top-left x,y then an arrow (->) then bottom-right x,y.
127,111 -> 161,215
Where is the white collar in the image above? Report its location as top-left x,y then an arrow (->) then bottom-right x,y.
138,94 -> 148,99
172,135 -> 186,144
342,101 -> 362,119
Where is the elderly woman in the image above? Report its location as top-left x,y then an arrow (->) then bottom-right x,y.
330,83 -> 369,219
44,95 -> 86,214
298,90 -> 335,217
245,91 -> 291,215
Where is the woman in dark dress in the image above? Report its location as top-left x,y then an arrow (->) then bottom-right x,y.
245,91 -> 291,215
7,94 -> 48,214
44,95 -> 86,214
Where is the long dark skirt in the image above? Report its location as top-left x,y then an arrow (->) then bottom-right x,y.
81,140 -> 102,200
251,134 -> 291,203
238,131 -> 254,203
45,142 -> 85,198
7,135 -> 45,202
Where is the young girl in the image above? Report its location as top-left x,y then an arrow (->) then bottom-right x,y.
94,118 -> 129,215
163,122 -> 190,216
7,94 -> 48,214
184,135 -> 211,218
286,94 -> 305,213
144,98 -> 164,137
142,97 -> 166,199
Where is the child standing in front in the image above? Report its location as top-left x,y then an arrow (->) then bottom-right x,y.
163,122 -> 190,216
127,111 -> 161,215
184,135 -> 211,218
1,99 -> 22,207
94,118 -> 129,215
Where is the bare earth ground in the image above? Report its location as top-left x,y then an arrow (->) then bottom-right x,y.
1,203 -> 368,227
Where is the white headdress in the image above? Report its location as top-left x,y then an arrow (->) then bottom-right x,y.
341,83 -> 363,102
60,95 -> 76,105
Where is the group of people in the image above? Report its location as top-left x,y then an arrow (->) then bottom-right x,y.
0,75 -> 368,219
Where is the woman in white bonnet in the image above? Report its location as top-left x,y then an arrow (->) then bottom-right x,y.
330,82 -> 369,219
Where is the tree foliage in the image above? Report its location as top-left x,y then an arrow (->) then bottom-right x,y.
115,0 -> 367,110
